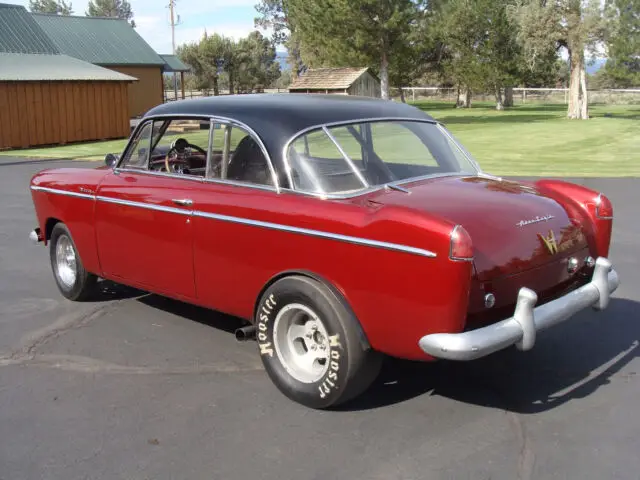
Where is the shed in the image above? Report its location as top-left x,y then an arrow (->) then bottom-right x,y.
32,13 -> 167,117
160,54 -> 191,101
288,67 -> 381,98
0,3 -> 135,150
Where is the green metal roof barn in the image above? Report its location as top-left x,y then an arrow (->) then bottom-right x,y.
0,3 -> 135,149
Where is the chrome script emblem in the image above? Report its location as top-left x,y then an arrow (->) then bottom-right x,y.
516,215 -> 555,227
538,229 -> 558,255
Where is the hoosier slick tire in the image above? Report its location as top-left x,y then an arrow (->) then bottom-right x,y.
255,275 -> 382,409
49,223 -> 97,301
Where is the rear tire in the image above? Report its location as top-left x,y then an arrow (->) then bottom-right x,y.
49,223 -> 96,301
256,275 -> 381,409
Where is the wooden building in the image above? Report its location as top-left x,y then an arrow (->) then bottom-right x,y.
288,67 -> 381,98
160,54 -> 192,101
0,3 -> 134,150
33,13 -> 168,117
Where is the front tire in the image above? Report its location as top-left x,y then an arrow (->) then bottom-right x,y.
256,276 -> 381,409
49,223 -> 96,301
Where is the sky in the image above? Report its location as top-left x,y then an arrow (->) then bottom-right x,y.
11,0 -> 276,54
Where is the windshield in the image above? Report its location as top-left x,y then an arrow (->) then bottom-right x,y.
286,120 -> 479,195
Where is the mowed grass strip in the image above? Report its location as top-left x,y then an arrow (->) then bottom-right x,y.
1,102 -> 638,176
419,102 -> 640,177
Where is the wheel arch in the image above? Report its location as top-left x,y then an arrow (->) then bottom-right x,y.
253,270 -> 371,350
44,217 -> 62,244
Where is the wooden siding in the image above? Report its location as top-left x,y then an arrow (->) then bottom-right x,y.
347,71 -> 381,98
0,81 -> 129,149
108,65 -> 163,117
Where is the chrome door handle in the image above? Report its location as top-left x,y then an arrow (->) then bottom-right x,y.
172,198 -> 193,206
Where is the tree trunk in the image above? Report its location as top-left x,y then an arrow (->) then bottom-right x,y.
567,48 -> 589,119
213,75 -> 219,96
456,85 -> 471,108
380,50 -> 389,100
495,86 -> 504,110
229,71 -> 234,95
398,86 -> 406,103
503,86 -> 514,107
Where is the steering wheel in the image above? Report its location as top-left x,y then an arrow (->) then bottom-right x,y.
164,138 -> 207,173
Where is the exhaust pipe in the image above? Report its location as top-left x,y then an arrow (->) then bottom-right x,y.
235,325 -> 256,342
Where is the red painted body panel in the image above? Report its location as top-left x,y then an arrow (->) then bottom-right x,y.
30,168 -> 107,275
28,166 -> 612,361
187,181 -> 472,359
95,171 -> 196,298
359,176 -> 589,279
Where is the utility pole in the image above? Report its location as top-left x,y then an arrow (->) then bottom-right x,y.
168,0 -> 179,100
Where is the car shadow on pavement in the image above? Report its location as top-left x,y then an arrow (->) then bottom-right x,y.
136,294 -> 247,335
339,297 -> 639,413
88,280 -> 249,334
88,279 -> 147,302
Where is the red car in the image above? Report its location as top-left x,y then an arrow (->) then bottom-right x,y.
29,94 -> 619,408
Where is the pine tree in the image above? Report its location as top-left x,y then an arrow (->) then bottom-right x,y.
86,0 -> 135,27
29,0 -> 73,15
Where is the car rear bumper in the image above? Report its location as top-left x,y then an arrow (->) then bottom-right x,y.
418,257 -> 619,361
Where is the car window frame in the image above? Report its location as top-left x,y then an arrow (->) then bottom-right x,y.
281,117 -> 483,199
114,114 -> 280,192
118,121 -> 154,170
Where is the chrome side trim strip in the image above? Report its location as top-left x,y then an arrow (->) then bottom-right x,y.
115,168 -> 206,182
96,195 -> 191,216
113,167 -> 278,193
193,210 -> 437,258
30,185 -> 95,200
33,185 -> 437,258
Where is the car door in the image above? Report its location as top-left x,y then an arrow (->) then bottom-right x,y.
187,121 -> 284,318
95,118 -> 210,299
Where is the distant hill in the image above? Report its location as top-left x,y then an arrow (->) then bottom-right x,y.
271,52 -> 605,75
586,58 -> 606,74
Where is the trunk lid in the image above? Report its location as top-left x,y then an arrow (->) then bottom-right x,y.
360,175 -> 588,281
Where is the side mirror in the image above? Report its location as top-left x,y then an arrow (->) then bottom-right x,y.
104,153 -> 119,168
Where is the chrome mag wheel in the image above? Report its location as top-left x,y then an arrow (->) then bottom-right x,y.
273,303 -> 331,383
55,234 -> 77,288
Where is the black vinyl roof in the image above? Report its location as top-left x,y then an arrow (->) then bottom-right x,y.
145,94 -> 435,171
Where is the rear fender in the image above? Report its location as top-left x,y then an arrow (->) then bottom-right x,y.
534,180 -> 612,258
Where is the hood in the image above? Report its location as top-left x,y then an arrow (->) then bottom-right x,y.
360,175 -> 588,281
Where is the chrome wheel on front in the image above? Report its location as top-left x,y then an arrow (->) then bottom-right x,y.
55,234 -> 77,288
273,303 -> 330,383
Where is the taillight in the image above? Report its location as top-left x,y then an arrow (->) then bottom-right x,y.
595,193 -> 613,219
450,225 -> 473,261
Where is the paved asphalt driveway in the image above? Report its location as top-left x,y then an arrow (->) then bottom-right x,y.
0,157 -> 638,480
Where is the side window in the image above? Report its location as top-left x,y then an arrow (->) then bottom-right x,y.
120,122 -> 152,169
147,119 -> 211,176
326,125 -> 364,169
209,124 -> 274,187
288,128 -> 367,194
370,122 -> 438,167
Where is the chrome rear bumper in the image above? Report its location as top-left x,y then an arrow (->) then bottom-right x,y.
419,257 -> 619,361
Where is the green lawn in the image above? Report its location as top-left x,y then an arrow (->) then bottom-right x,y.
1,102 -> 638,176
417,102 -> 640,177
